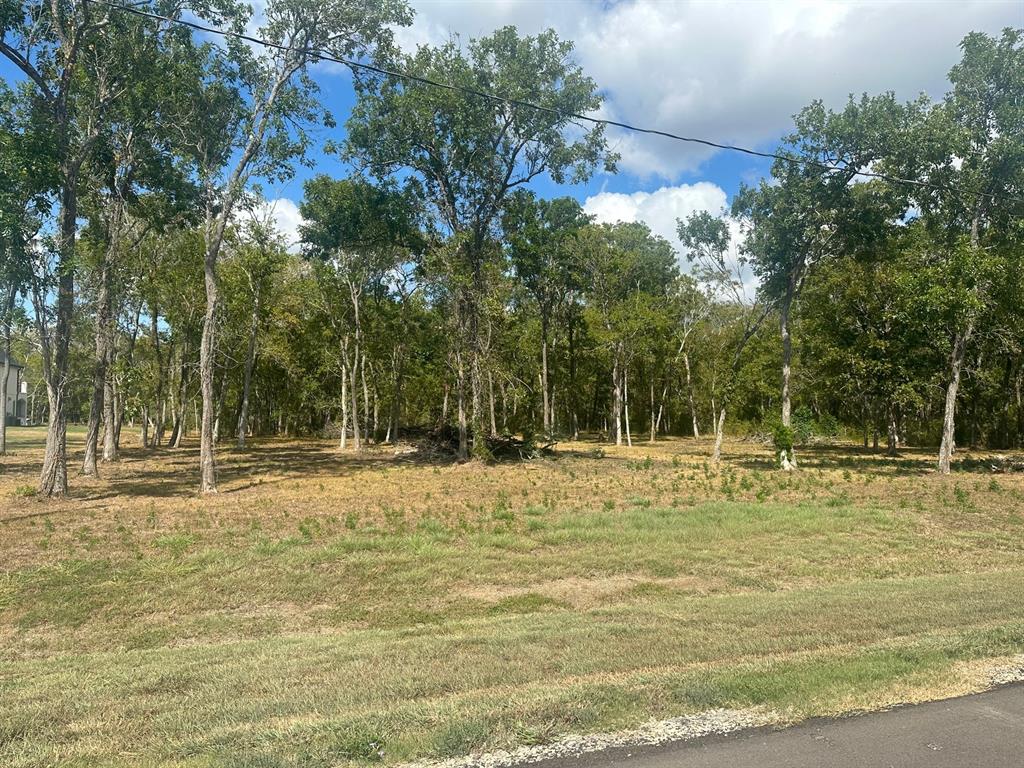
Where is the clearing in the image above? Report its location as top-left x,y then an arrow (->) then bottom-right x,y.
1,428 -> 1023,767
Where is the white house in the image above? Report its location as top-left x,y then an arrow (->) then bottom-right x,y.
2,352 -> 28,426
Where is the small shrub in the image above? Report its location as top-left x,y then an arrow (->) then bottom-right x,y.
954,484 -> 976,513
772,424 -> 796,468
491,508 -> 515,524
298,517 -> 322,541
627,456 -> 654,471
12,484 -> 37,498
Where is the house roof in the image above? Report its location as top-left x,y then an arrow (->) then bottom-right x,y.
0,351 -> 23,368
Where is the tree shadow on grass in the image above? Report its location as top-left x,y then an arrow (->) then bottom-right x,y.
726,442 -> 1018,478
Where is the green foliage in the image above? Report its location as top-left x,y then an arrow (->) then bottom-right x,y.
772,424 -> 795,454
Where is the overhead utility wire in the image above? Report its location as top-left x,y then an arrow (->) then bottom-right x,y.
91,0 -> 1021,207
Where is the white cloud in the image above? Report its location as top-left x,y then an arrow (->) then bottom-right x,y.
583,182 -> 728,249
584,182 -> 756,293
402,0 -> 1021,180
255,198 -> 304,254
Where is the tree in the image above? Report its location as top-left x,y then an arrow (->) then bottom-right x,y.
503,191 -> 590,439
221,209 -> 289,448
177,0 -> 410,491
678,211 -> 770,462
300,175 -> 422,450
77,25 -> 196,474
905,29 -> 1024,473
734,94 -> 905,435
0,0 -> 163,495
346,26 -> 615,459
578,222 -> 677,446
668,274 -> 710,440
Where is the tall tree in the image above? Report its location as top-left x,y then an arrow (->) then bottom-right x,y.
225,210 -> 288,448
178,0 -> 410,491
346,26 -> 615,459
734,93 -> 904,433
907,29 -> 1024,473
678,211 -> 770,462
578,222 -> 677,446
300,175 -> 422,450
0,0 -> 161,494
503,191 -> 590,439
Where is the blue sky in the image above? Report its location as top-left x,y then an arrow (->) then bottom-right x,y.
223,0 -> 1024,253
4,0 -> 1021,254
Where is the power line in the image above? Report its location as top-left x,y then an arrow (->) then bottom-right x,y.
89,0 -> 1022,206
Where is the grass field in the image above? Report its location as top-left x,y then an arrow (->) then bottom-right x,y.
2,427 -> 1024,767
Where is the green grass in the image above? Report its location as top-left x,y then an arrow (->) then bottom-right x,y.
2,437 -> 1024,766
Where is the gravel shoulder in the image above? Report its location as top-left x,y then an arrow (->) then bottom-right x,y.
509,682 -> 1024,768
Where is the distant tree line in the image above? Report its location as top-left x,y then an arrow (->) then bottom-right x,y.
1,0 -> 1021,495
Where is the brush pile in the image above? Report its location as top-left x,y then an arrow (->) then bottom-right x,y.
414,426 -> 556,460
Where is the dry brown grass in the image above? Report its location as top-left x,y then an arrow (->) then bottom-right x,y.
2,427 -> 1024,767
3,426 -> 1021,569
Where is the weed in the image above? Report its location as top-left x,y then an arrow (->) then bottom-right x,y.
954,484 -> 976,513
298,517 -> 322,541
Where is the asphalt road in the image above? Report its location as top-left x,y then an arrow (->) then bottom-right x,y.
526,684 -> 1024,768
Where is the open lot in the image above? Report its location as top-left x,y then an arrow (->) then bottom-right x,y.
2,428 -> 1024,767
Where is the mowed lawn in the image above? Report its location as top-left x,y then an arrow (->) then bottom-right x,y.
2,427 -> 1024,767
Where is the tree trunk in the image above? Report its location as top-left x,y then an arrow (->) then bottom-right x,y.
488,368 -> 497,436
499,378 -> 508,433
465,249 -> 490,460
339,348 -> 348,450
540,314 -> 550,438
712,407 -> 726,463
237,295 -> 260,448
654,381 -> 668,439
171,344 -> 189,449
938,215 -> 983,474
684,351 -> 699,438
611,350 -> 622,446
102,335 -> 117,461
372,382 -> 378,440
38,175 -> 77,497
649,379 -> 656,443
361,350 -> 370,444
199,239 -> 220,493
780,277 -> 795,429
457,354 -> 468,460
938,324 -> 973,474
886,402 -> 898,457
212,363 -> 228,445
390,345 -> 404,445
149,307 -> 165,448
0,286 -> 14,455
83,255 -> 112,475
623,365 -> 632,448
568,313 -> 579,440
350,344 -> 361,451
469,334 -> 487,459
113,302 -> 141,453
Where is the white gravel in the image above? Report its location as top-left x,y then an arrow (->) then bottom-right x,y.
398,708 -> 779,768
397,658 -> 1024,768
988,656 -> 1024,686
